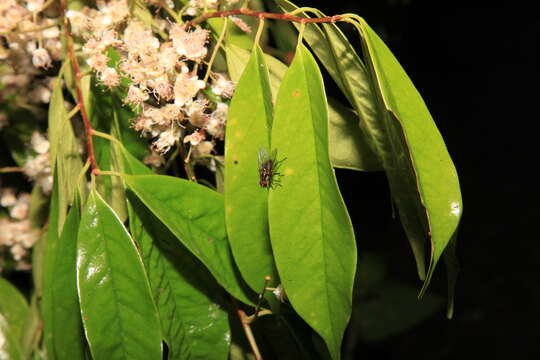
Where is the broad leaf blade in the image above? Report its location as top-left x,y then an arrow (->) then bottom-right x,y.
129,195 -> 231,360
77,189 -> 162,360
354,19 -> 462,293
44,196 -> 85,360
48,69 -> 84,232
0,278 -> 28,347
225,43 -> 287,100
275,0 -> 383,173
123,174 -> 254,305
120,146 -> 231,359
225,46 -> 279,294
268,44 -> 356,360
328,99 -> 382,171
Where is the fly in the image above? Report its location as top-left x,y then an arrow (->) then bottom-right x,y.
258,148 -> 285,189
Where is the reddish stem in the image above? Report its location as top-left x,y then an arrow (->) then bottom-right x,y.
60,0 -> 99,175
188,9 -> 342,27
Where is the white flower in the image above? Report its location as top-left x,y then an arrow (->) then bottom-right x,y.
26,0 -> 44,12
211,73 -> 235,98
174,74 -> 205,107
152,127 -> 181,154
9,193 -> 31,220
170,25 -> 209,62
184,130 -> 205,146
31,131 -> 50,154
32,48 -> 52,69
1,188 -> 17,207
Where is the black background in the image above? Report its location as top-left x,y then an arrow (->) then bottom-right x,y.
299,0 -> 538,359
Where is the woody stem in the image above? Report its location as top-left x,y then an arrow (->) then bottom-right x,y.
60,0 -> 99,175
188,9 -> 343,27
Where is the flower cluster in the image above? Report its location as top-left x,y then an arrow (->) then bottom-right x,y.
0,188 -> 40,272
0,1 -> 62,122
72,0 -> 236,166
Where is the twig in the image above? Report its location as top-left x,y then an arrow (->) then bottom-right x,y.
60,0 -> 99,175
0,167 -> 24,174
232,299 -> 263,360
188,9 -> 343,27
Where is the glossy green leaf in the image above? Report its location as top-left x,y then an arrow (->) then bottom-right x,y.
77,189 -> 162,360
0,278 -> 28,346
353,19 -> 462,293
275,0 -> 383,173
225,43 -> 287,100
227,10 -> 381,173
119,145 -> 231,359
48,70 -> 84,232
129,195 -> 231,360
43,196 -> 85,360
225,46 -> 279,295
328,99 -> 382,171
268,44 -> 356,360
0,313 -> 22,360
123,174 -> 255,305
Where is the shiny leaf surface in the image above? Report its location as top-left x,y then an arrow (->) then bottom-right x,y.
353,19 -> 462,293
120,146 -> 231,359
123,174 -> 254,305
328,99 -> 382,171
276,0 -> 384,172
225,46 -> 279,294
268,44 -> 356,360
77,189 -> 162,360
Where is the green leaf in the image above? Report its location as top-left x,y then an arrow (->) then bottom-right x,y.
225,46 -> 279,295
353,19 -> 462,293
275,0 -> 383,171
328,99 -> 382,171
48,69 -> 84,232
43,195 -> 86,360
0,278 -> 29,346
77,189 -> 162,360
120,146 -> 231,359
225,43 -> 287,100
268,44 -> 356,360
129,195 -> 231,360
0,313 -> 22,360
42,165 -> 60,358
28,184 -> 49,228
123,174 -> 255,305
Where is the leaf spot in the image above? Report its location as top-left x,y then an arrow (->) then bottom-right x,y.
292,89 -> 301,98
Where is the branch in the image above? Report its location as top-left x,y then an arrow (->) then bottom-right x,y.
60,0 -> 99,175
232,299 -> 263,360
188,9 -> 342,27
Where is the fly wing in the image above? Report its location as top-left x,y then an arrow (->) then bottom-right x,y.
270,148 -> 278,163
258,148 -> 269,165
